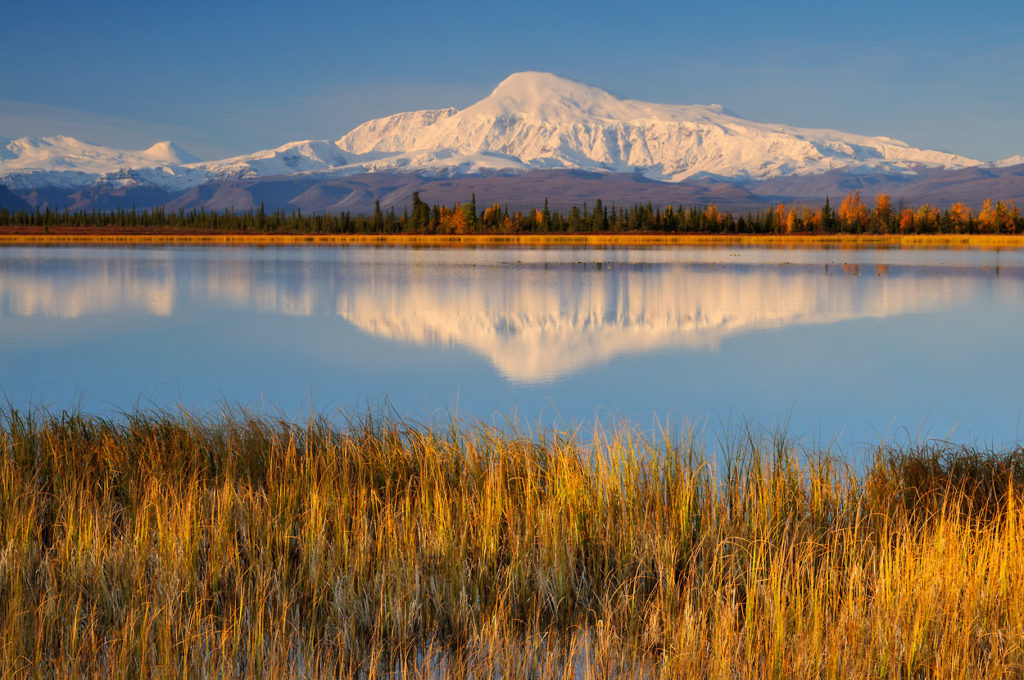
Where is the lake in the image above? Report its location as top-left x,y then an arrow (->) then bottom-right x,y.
1,244 -> 1022,452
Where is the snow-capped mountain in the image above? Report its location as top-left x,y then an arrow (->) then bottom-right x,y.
0,135 -> 204,190
995,154 -> 1024,168
200,140 -> 348,179
335,72 -> 981,181
2,72 -> 1020,212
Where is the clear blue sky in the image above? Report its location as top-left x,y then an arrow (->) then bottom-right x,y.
3,0 -> 1022,161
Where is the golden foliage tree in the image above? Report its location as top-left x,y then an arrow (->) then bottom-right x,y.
774,203 -> 786,232
785,208 -> 797,235
899,207 -> 915,234
974,198 -> 1018,233
480,203 -> 502,230
915,204 -> 940,232
838,190 -> 869,228
977,198 -> 996,233
437,204 -> 469,234
874,193 -> 892,232
802,206 -> 820,231
949,202 -> 972,233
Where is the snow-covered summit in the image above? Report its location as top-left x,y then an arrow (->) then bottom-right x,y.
201,140 -> 347,179
336,71 -> 982,181
141,141 -> 201,165
994,154 -> 1024,168
476,71 -> 729,122
0,135 -> 207,190
1,135 -> 197,174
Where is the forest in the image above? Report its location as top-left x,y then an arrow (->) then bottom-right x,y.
1,190 -> 1021,235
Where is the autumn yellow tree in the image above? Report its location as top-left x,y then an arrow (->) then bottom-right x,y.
774,203 -> 786,233
838,190 -> 869,229
802,206 -> 820,231
504,210 -> 523,233
838,191 -> 854,223
992,200 -> 1017,234
948,201 -> 972,233
899,207 -> 915,234
785,208 -> 797,234
437,204 -> 469,234
874,193 -> 892,232
977,198 -> 996,233
480,203 -> 502,230
914,204 -> 940,233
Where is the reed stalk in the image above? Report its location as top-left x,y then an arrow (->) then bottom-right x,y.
1,408 -> 1021,677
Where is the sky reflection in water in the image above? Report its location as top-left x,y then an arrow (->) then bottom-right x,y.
1,245 -> 1022,454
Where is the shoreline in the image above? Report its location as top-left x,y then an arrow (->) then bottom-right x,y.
1,229 -> 1024,248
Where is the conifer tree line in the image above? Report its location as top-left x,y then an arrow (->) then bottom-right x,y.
1,190 -> 1020,235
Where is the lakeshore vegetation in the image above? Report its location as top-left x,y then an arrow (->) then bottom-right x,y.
2,190 -> 1022,237
2,408 -> 1023,677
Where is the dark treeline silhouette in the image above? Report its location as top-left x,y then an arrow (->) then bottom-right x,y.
2,190 -> 1021,235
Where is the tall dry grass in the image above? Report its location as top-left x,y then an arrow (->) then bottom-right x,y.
1,408 -> 1022,678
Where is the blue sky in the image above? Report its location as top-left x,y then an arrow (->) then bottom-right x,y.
3,0 -> 1022,161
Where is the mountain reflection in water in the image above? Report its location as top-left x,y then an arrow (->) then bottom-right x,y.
1,247 -> 1020,385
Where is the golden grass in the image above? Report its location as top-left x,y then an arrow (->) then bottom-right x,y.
1,232 -> 1023,249
1,409 -> 1022,677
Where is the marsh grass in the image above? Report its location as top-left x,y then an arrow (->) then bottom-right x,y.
1,408 -> 1022,678
1,232 -> 1023,249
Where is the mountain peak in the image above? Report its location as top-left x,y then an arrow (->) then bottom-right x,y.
489,71 -> 611,99
473,71 -> 624,119
994,154 -> 1024,168
143,141 -> 201,164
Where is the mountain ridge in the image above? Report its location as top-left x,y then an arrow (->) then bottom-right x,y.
1,72 -> 1021,213
333,71 -> 981,181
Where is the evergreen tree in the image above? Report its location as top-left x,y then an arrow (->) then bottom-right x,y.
411,192 -> 430,231
820,196 -> 835,233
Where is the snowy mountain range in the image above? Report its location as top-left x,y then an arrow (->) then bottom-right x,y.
2,72 -> 1022,212
334,72 -> 986,180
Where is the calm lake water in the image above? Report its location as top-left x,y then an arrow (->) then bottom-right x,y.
1,245 -> 1022,452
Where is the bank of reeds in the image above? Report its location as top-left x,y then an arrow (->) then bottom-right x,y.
1,408 -> 1022,678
